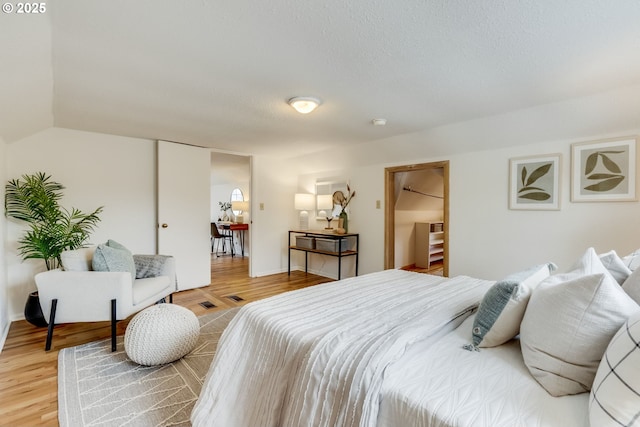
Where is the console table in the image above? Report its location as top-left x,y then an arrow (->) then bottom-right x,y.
288,230 -> 359,280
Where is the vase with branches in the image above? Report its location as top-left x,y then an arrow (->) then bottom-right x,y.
218,201 -> 232,221
339,185 -> 356,232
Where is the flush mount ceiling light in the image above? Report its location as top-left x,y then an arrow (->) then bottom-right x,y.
288,96 -> 322,114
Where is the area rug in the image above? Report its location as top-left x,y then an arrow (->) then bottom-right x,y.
58,308 -> 239,427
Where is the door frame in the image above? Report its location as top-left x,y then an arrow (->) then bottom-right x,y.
384,161 -> 450,276
210,149 -> 254,277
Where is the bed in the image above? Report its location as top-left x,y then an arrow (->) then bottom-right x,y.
377,314 -> 588,427
191,248 -> 640,427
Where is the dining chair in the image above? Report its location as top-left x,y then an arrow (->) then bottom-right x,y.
211,223 -> 234,257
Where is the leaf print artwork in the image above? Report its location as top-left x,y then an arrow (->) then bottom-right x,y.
510,154 -> 560,210
518,163 -> 552,201
583,151 -> 625,193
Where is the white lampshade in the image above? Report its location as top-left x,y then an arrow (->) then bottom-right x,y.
294,193 -> 314,230
288,97 -> 321,114
294,193 -> 315,210
231,200 -> 249,213
317,194 -> 333,211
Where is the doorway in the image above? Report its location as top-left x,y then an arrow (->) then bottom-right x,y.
210,151 -> 252,276
384,161 -> 449,276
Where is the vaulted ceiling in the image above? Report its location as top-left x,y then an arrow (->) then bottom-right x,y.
6,1 -> 640,158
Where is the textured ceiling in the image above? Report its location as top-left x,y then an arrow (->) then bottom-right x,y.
50,0 -> 640,158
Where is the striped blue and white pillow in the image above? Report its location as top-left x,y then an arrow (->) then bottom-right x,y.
470,262 -> 556,348
590,311 -> 640,426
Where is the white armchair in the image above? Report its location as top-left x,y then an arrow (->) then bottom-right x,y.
35,246 -> 176,351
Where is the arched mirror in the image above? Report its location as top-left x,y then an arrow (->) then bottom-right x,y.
230,188 -> 244,215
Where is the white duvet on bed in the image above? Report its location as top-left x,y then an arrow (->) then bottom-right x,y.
192,269 -> 494,427
378,315 -> 589,427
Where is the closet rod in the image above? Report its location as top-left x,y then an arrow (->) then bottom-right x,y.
402,186 -> 444,199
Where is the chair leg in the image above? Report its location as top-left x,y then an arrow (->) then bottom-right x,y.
216,238 -> 222,257
45,299 -> 58,351
111,299 -> 117,352
169,293 -> 173,303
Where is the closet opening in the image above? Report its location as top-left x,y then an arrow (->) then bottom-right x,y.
384,161 -> 449,277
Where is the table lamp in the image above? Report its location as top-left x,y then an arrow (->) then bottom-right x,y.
294,193 -> 315,230
232,200 -> 249,223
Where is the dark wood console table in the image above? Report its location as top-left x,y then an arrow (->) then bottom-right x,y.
288,230 -> 359,280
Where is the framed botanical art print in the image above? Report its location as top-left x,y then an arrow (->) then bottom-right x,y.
571,137 -> 637,202
509,154 -> 561,210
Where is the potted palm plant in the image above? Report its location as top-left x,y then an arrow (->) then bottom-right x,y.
5,172 -> 103,326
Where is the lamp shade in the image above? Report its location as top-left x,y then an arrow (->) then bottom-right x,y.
294,193 -> 315,210
317,194 -> 333,210
232,201 -> 249,213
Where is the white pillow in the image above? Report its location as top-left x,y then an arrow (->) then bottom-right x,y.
471,262 -> 556,348
623,248 -> 640,271
622,267 -> 640,305
590,311 -> 640,426
599,250 -> 631,285
60,247 -> 96,271
520,248 -> 640,397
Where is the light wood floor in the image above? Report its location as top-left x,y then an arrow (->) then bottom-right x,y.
0,256 -> 331,427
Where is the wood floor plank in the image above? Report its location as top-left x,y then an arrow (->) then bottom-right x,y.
0,256 -> 331,427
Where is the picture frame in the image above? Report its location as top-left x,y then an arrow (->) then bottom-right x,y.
509,154 -> 561,210
571,137 -> 637,202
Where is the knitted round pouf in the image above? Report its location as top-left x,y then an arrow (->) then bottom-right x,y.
124,304 -> 200,366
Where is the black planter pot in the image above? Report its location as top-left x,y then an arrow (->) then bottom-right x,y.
25,291 -> 48,327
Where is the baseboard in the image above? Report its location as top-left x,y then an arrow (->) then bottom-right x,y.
253,268 -> 288,277
252,267 -> 337,280
0,321 -> 10,355
289,266 -> 338,280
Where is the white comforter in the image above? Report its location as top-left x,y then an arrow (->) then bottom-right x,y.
191,269 -> 493,427
378,315 -> 589,427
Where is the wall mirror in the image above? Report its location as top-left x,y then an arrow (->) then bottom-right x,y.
315,181 -> 348,219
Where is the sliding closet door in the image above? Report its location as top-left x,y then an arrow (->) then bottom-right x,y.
157,140 -> 211,290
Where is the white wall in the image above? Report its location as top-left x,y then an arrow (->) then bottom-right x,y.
6,127 -> 156,320
289,86 -> 640,281
250,155 -> 298,277
293,139 -> 640,281
449,141 -> 640,279
294,170 -> 374,279
0,136 -> 9,351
